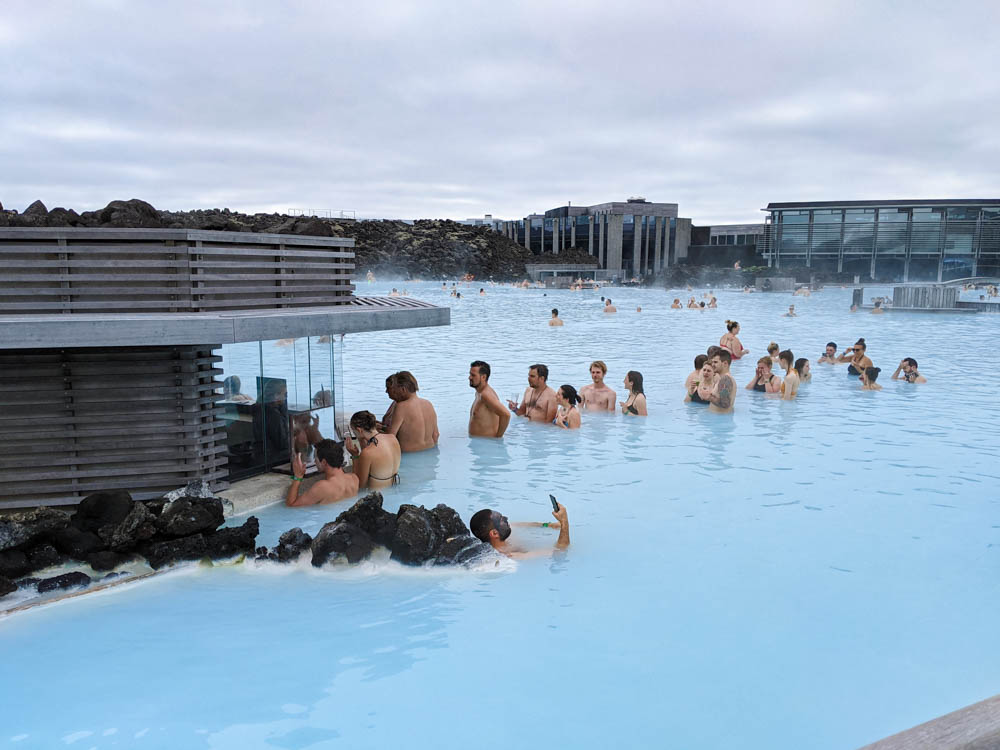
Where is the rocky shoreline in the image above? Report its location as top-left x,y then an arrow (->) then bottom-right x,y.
0,198 -> 597,281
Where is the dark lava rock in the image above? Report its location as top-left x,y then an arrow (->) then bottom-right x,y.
429,504 -> 470,539
274,527 -> 313,562
46,207 -> 81,226
0,575 -> 16,598
51,525 -> 106,559
17,577 -> 40,589
23,199 -> 48,217
71,490 -> 134,533
143,499 -> 167,516
433,535 -> 492,566
310,522 -> 373,566
0,507 -> 71,552
163,478 -> 216,502
0,550 -> 30,578
86,550 -> 124,572
335,493 -> 397,547
389,505 -> 440,565
204,517 -> 259,559
91,198 -> 163,228
265,216 -> 334,237
106,502 -> 157,551
27,543 -> 63,571
37,571 -> 92,593
254,546 -> 268,556
142,534 -> 208,569
156,496 -> 224,537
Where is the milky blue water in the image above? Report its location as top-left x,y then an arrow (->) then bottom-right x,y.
3,282 -> 999,750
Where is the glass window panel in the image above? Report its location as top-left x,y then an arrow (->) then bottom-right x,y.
813,211 -> 842,223
878,209 -> 908,222
219,341 -> 265,480
947,207 -> 978,220
781,213 -> 808,224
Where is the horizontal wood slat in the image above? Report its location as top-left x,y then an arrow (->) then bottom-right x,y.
0,346 -> 227,508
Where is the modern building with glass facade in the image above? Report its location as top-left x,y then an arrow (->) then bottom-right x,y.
498,198 -> 692,279
763,200 -> 1000,282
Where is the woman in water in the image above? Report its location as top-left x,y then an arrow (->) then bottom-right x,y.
746,356 -> 781,393
767,342 -> 781,366
779,349 -> 799,400
686,359 -> 717,404
794,358 -> 811,383
861,366 -> 883,391
554,385 -> 582,429
620,371 -> 648,416
720,320 -> 749,360
346,410 -> 401,490
840,338 -> 873,376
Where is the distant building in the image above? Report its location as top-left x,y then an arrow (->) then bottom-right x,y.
763,199 -> 1000,282
459,214 -> 504,230
687,223 -> 766,267
498,198 -> 692,278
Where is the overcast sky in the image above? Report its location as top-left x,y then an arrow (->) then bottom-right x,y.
1,0 -> 998,225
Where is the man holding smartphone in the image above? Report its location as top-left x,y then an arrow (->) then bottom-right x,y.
469,500 -> 570,558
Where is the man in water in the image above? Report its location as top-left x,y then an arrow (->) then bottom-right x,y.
892,358 -> 927,383
603,298 -> 617,313
549,308 -> 564,326
468,360 -> 510,438
671,298 -> 682,309
469,502 -> 570,558
784,304 -> 797,317
708,350 -> 736,414
508,364 -> 558,423
285,439 -> 359,507
817,342 -> 839,364
580,360 -> 616,411
383,371 -> 440,451
871,299 -> 885,314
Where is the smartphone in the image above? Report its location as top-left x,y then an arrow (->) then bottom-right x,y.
549,494 -> 559,512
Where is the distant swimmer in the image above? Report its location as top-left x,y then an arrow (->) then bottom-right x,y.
508,364 -> 558,423
686,357 -> 716,405
580,360 -> 617,411
636,306 -> 642,312
554,385 -> 582,429
784,304 -> 797,317
468,360 -> 510,438
708,296 -> 717,308
346,410 -> 401,490
366,270 -> 375,283
871,299 -> 885,314
603,299 -> 617,313
390,288 -> 400,297
778,350 -> 799,400
708,350 -> 736,414
687,297 -> 698,308
892,358 -> 927,384
620,370 -> 648,416
382,371 -> 439,452
671,298 -> 682,309
720,320 -> 749,359
549,308 -> 564,326
746,356 -> 781,393
817,342 -> 839,364
767,342 -> 781,366
469,502 -> 570,558
861,366 -> 883,391
480,288 -> 486,295
286,439 -> 359,507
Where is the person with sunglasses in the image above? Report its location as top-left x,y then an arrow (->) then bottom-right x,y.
838,338 -> 872,376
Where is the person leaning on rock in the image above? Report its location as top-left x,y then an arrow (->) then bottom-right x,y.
469,502 -> 569,559
286,439 -> 359,507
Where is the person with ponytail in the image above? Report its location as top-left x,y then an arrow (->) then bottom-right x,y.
861,365 -> 883,391
839,338 -> 873,376
554,385 -> 582,429
778,349 -> 799,400
346,410 -> 401,489
720,320 -> 749,360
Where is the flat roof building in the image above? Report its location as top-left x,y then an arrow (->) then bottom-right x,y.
763,199 -> 1000,282
498,198 -> 692,279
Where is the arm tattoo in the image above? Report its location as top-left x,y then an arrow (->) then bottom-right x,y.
716,375 -> 734,409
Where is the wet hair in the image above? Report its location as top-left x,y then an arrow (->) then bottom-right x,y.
714,349 -> 732,365
395,371 -> 419,393
605,298 -> 612,304
826,341 -> 837,351
726,320 -> 739,332
349,410 -> 378,432
874,299 -> 882,308
706,345 -> 723,359
558,384 -> 581,406
530,363 -> 549,381
469,509 -> 509,543
699,302 -> 706,308
854,338 -> 866,350
903,357 -> 918,368
625,370 -> 644,394
551,308 -> 558,316
694,354 -> 708,370
767,342 -> 779,354
757,356 -> 772,369
794,358 -> 808,377
314,439 -> 344,469
590,360 -> 607,374
865,366 -> 882,383
470,360 -> 491,379
779,349 -> 795,369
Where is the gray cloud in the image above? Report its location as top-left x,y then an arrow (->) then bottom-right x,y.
1,0 -> 998,224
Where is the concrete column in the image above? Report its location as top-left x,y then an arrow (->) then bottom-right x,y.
597,215 -> 604,267
607,214 -> 624,276
570,219 -> 576,249
654,217 -> 663,273
631,219 -> 642,277
524,218 -> 530,251
674,219 -> 691,265
588,217 -> 595,258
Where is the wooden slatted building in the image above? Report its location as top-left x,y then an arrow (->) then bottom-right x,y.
0,228 -> 449,509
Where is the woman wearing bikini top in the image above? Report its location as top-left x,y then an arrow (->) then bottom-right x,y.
620,371 -> 648,416
686,360 -> 717,404
720,320 -> 749,359
840,338 -> 873,376
746,356 -> 781,393
346,410 -> 401,490
554,385 -> 582,429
